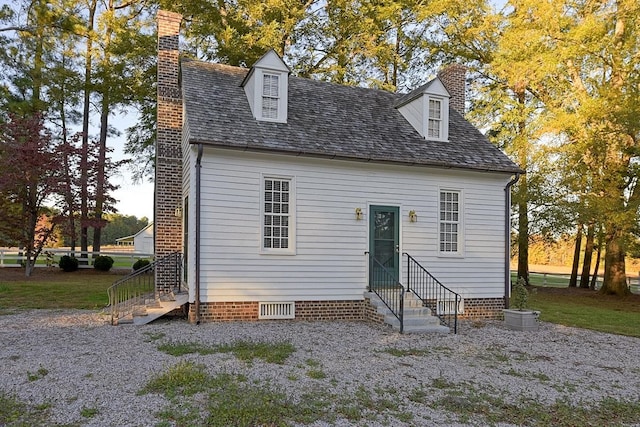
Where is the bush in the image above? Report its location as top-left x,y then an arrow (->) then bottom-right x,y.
93,255 -> 114,272
133,259 -> 151,271
59,255 -> 79,272
511,277 -> 529,310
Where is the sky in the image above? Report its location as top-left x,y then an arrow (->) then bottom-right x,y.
104,113 -> 154,221
0,0 -> 155,221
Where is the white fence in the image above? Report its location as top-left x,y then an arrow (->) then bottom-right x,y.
512,270 -> 640,294
0,249 -> 154,270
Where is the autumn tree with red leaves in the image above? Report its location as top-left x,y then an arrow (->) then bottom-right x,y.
0,113 -> 64,276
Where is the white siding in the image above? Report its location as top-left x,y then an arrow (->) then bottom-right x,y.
191,148 -> 511,302
182,120 -> 196,300
398,99 -> 424,138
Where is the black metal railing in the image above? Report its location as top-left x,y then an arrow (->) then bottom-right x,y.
366,252 -> 404,333
107,252 -> 184,325
404,253 -> 460,334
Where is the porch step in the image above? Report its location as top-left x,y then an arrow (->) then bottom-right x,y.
130,293 -> 189,326
365,291 -> 450,334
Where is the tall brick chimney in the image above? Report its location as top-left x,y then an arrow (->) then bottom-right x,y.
437,64 -> 467,115
155,10 -> 183,290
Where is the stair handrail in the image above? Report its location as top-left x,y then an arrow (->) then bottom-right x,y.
107,252 -> 183,325
365,251 -> 404,333
403,253 -> 460,334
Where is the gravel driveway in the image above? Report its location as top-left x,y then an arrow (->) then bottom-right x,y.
1,310 -> 639,426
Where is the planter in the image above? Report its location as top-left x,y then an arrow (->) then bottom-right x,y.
503,309 -> 540,331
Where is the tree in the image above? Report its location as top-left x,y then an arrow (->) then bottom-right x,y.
0,113 -> 63,276
494,0 -> 640,296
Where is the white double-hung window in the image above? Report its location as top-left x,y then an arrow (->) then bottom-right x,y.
439,190 -> 462,254
262,176 -> 294,253
428,98 -> 443,139
261,73 -> 279,119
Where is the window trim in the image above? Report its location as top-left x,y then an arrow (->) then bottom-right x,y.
260,174 -> 296,255
257,70 -> 287,123
261,73 -> 279,119
438,188 -> 464,257
424,95 -> 449,142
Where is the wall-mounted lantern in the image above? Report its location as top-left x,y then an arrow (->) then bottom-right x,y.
175,207 -> 183,218
355,207 -> 363,220
409,210 -> 417,222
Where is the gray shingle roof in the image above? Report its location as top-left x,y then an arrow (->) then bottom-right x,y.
181,59 -> 522,174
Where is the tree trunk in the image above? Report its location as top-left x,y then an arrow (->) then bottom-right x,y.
516,175 -> 529,285
92,3 -> 113,254
590,226 -> 603,290
600,227 -> 630,296
80,0 -> 97,264
568,224 -> 582,287
580,223 -> 595,288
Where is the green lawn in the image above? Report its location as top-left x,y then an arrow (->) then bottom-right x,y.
2,268 -> 639,339
529,286 -> 640,337
0,268 -> 127,310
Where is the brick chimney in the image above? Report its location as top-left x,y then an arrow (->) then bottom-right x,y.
437,64 -> 466,115
155,10 -> 183,290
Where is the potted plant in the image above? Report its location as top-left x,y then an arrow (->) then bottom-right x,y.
503,277 -> 540,331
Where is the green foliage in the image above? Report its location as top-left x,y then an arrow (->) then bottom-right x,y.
80,406 -> 98,418
511,277 -> 529,310
0,269 -> 127,309
132,259 -> 150,271
27,367 -> 49,382
58,255 -> 79,272
140,361 -> 212,398
215,340 -> 295,364
93,255 -> 114,271
157,340 -> 296,364
530,287 -> 640,337
0,393 -> 49,426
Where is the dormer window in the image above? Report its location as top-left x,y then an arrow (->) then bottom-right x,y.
428,98 -> 443,139
241,49 -> 290,123
262,74 -> 279,119
395,77 -> 451,142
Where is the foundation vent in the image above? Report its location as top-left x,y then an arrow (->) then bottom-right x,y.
259,302 -> 295,319
437,298 -> 464,315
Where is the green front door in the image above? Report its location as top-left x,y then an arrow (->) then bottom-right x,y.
369,205 -> 400,286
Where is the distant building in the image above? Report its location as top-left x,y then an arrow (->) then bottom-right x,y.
116,223 -> 154,253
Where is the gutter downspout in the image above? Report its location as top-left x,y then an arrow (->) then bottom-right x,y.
504,173 -> 520,309
195,144 -> 203,324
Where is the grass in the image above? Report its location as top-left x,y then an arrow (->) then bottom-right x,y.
142,363 -> 411,427
432,381 -> 640,427
0,268 -> 127,309
27,367 -> 48,382
529,286 -> 640,337
157,339 -> 296,364
0,393 -> 50,426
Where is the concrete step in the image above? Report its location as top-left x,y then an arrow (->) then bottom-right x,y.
365,290 -> 449,334
131,293 -> 189,326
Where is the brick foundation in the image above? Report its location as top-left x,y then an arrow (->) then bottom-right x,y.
295,300 -> 363,321
459,297 -> 505,319
187,297 -> 505,323
189,300 -> 365,322
363,295 -> 385,325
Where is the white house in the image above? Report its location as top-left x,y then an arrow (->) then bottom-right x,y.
116,223 -> 154,254
154,11 -> 523,326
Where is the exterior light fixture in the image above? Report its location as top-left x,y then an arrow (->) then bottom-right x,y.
409,210 -> 417,222
355,207 -> 363,220
175,207 -> 183,218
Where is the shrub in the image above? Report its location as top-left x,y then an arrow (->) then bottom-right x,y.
511,277 -> 529,310
59,255 -> 79,272
133,259 -> 151,271
93,256 -> 114,272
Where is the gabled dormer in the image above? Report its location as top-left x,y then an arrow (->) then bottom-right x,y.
395,78 -> 451,142
241,50 -> 290,123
